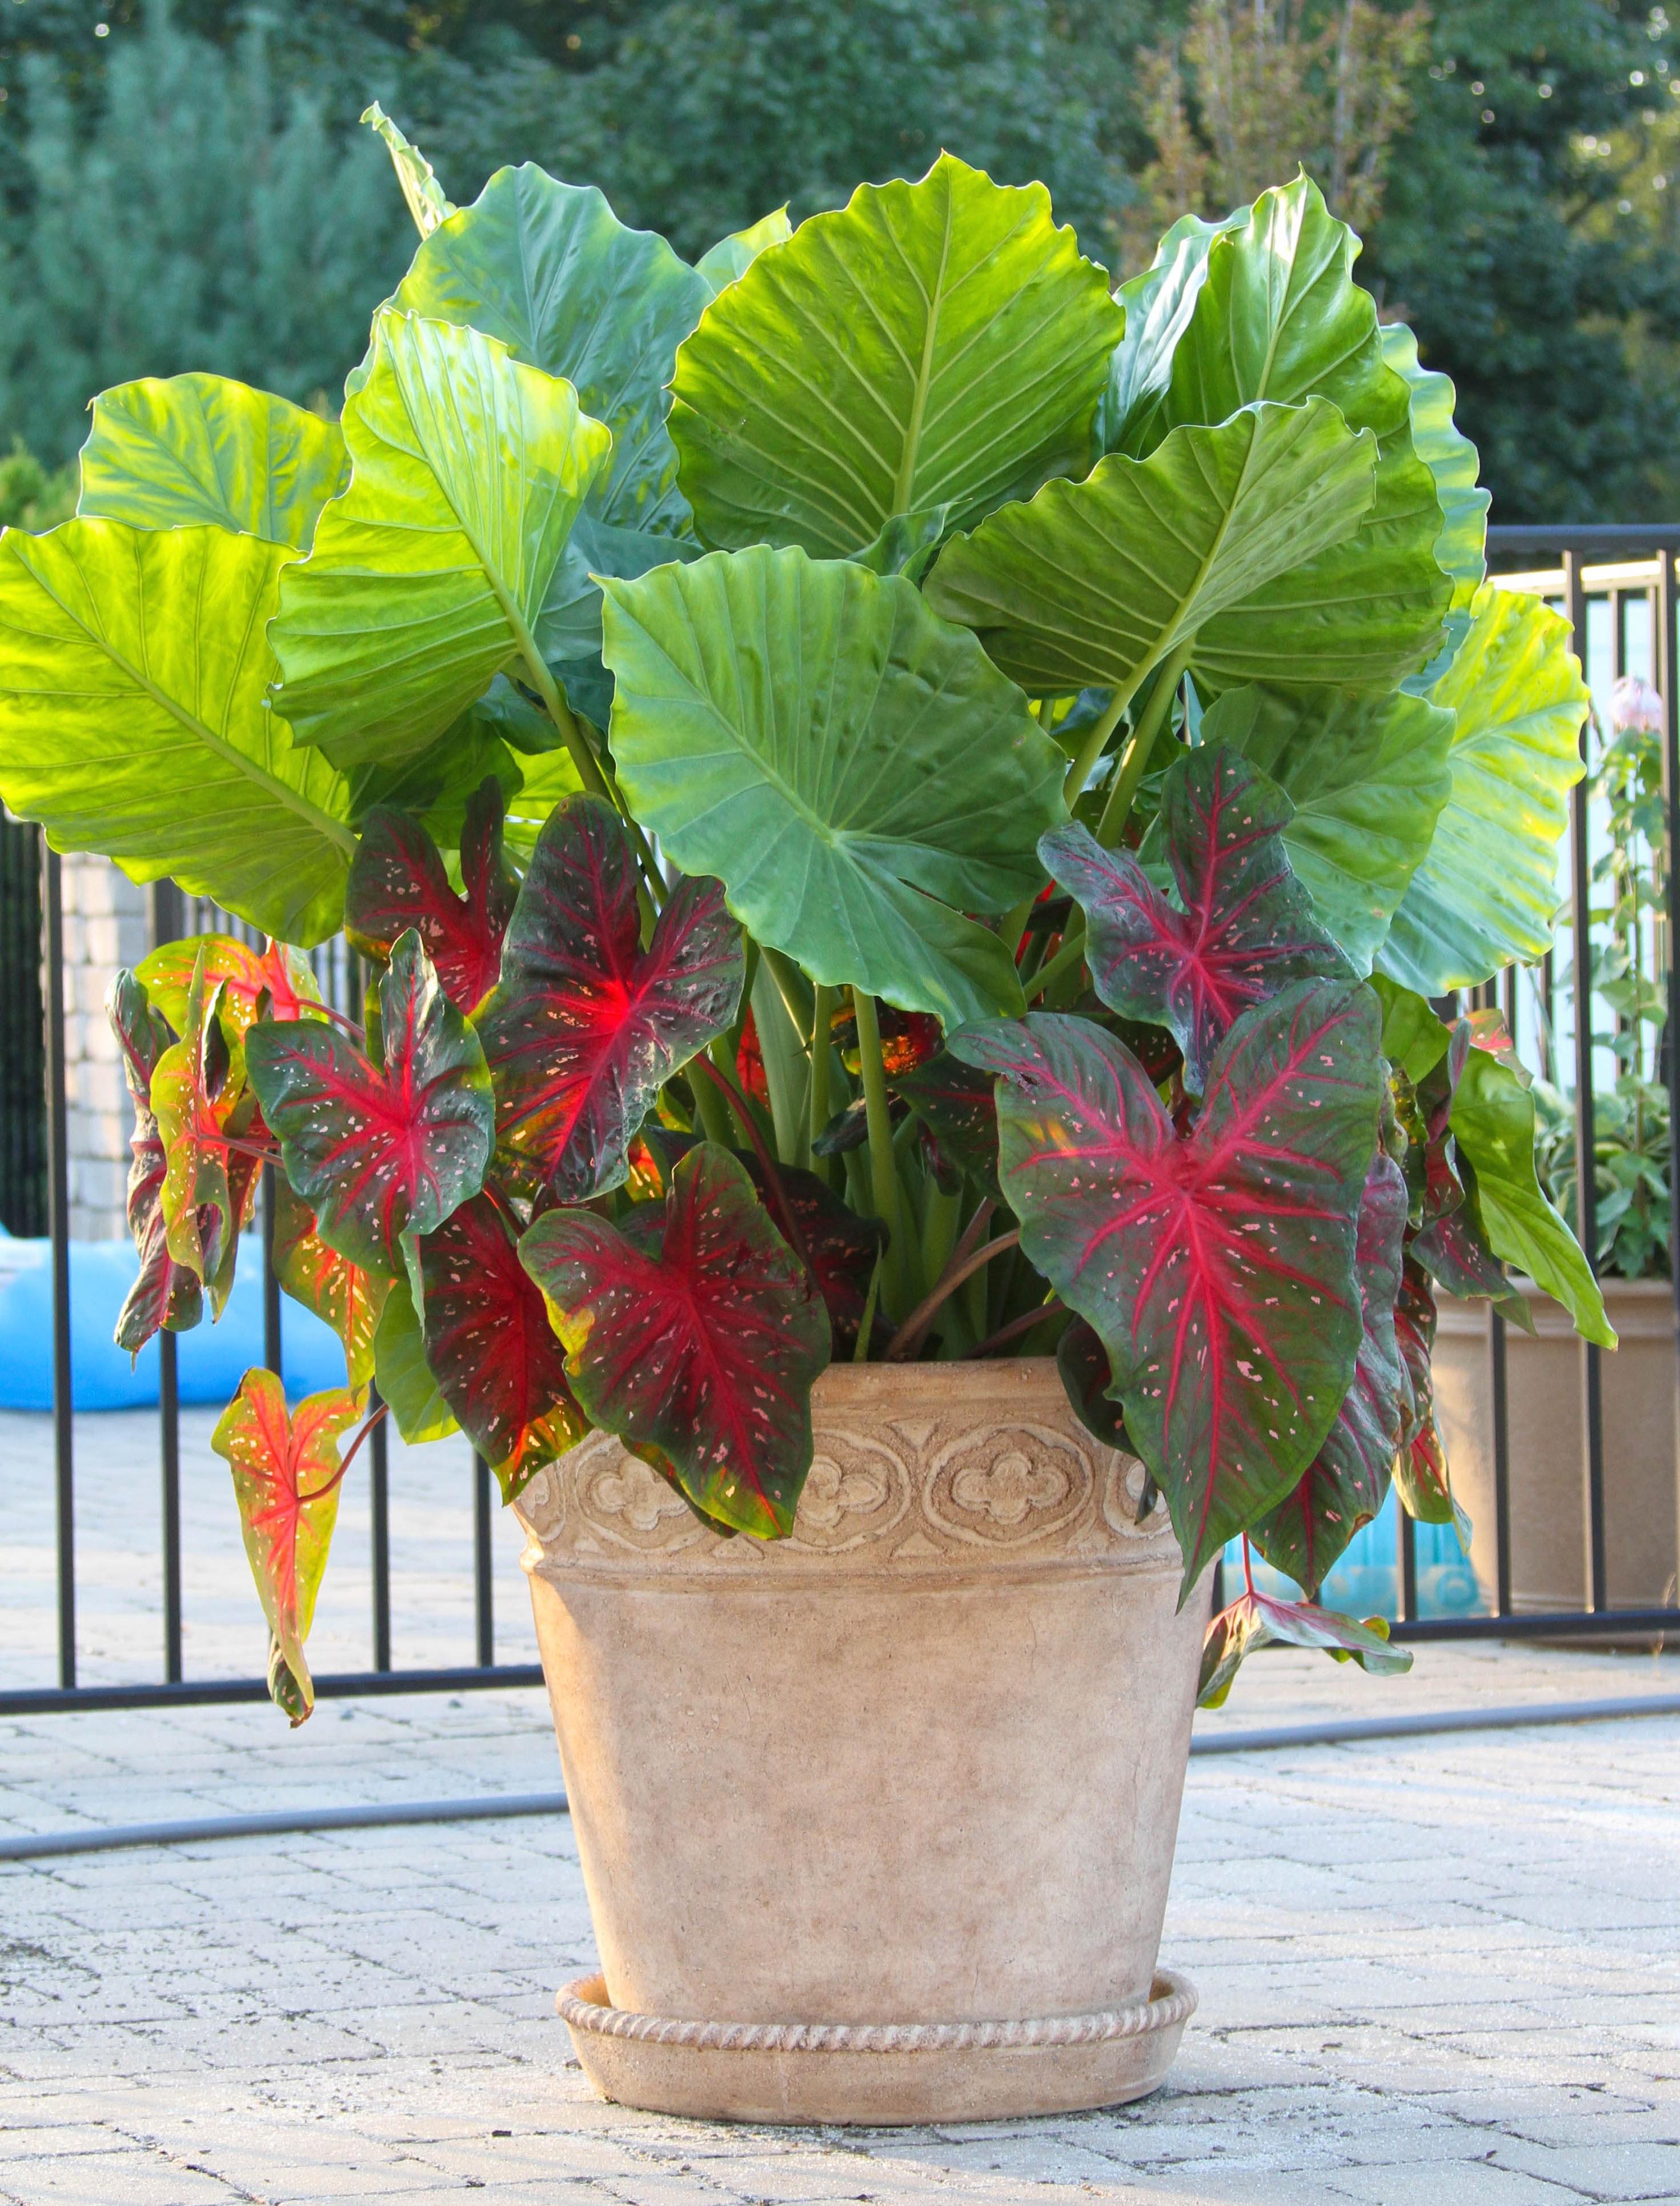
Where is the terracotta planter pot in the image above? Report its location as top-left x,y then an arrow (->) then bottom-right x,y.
1432,1279 -> 1679,1616
512,1357 -> 1206,2125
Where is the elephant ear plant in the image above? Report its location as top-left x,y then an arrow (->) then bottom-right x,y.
0,129 -> 1613,1723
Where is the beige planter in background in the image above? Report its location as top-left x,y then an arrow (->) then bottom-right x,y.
512,1358 -> 1205,2125
1433,1279 -> 1679,1615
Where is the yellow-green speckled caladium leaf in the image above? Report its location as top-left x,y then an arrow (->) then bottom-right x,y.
1126,175 -> 1450,687
0,519 -> 355,944
268,308 -> 611,771
924,398 -> 1377,700
1378,585 -> 1588,995
1200,680 -> 1455,975
78,374 -> 347,546
389,164 -> 713,663
669,153 -> 1122,556
600,545 -> 1066,1028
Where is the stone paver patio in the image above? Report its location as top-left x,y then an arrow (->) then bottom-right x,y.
2,1408 -> 1679,2202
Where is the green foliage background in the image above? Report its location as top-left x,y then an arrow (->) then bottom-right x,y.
0,0 -> 1674,521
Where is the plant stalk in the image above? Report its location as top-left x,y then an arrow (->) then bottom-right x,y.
883,1228 -> 1020,1361
964,1296 -> 1065,1359
1063,671 -> 1146,808
517,640 -> 665,911
1023,923 -> 1086,1003
1094,640 -> 1195,847
692,1052 -> 812,1271
851,986 -> 911,1314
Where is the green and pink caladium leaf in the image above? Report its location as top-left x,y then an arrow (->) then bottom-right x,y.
1250,1152 -> 1408,1599
149,949 -> 260,1306
475,794 -> 744,1203
271,1177 -> 390,1391
344,776 -> 517,1015
136,932 -> 323,1041
519,1143 -> 831,1538
952,978 -> 1381,1590
416,1192 -> 587,1504
211,1368 -> 365,1725
107,969 -> 203,1353
245,928 -> 494,1285
1056,1315 -> 1129,1451
1392,1254 -> 1468,1540
1042,747 -> 1349,1091
891,1051 -> 1002,1199
1197,1584 -> 1410,1709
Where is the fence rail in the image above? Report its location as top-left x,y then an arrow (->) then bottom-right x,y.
3,522 -> 1677,1720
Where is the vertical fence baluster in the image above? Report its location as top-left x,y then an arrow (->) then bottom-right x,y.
1564,551 -> 1609,1614
149,880 -> 185,1682
370,1393 -> 391,1672
261,1164 -> 283,1380
1400,1508 -> 1418,1624
474,1455 -> 494,1667
1659,548 -> 1680,1603
42,838 -> 74,1688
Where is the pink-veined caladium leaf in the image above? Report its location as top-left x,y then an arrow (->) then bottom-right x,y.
891,1050 -> 1002,1199
344,776 -> 517,1015
1198,1584 -> 1411,1709
107,968 -> 203,1352
952,978 -> 1381,1590
149,948 -> 261,1307
416,1192 -> 588,1504
245,928 -> 494,1283
1250,1152 -> 1408,1598
476,795 -> 744,1204
1402,1028 -> 1534,1330
137,932 -> 322,1039
271,1176 -> 390,1391
1392,1254 -> 1470,1542
519,1142 -> 831,1538
1041,747 -> 1348,1091
211,1367 -> 365,1725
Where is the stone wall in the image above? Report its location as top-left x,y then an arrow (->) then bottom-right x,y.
58,852 -> 147,1242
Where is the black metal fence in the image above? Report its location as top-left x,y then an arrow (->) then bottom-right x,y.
2,523 -> 1677,1720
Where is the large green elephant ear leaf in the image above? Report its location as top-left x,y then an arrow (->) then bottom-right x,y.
696,206 -> 793,295
390,163 -> 712,664
924,398 -> 1385,699
600,545 -> 1066,1028
668,152 -> 1123,558
77,374 -> 348,547
0,521 -> 354,943
1141,175 -> 1449,685
268,307 -> 612,771
1380,323 -> 1487,614
1377,586 -> 1588,995
1096,203 -> 1250,455
363,101 -> 455,238
1201,682 -> 1455,974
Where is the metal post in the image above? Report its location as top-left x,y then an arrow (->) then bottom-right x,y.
261,1163 -> 283,1379
1492,961 -> 1517,1621
1564,550 -> 1609,1613
1659,547 -> 1680,1610
474,1454 -> 494,1667
1400,1507 -> 1418,1624
42,840 -> 74,1688
370,1385 -> 391,1672
149,879 -> 184,1683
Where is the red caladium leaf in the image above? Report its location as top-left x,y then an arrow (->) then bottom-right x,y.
891,1051 -> 1002,1199
1250,1153 -> 1408,1598
107,969 -> 203,1352
1056,1315 -> 1129,1452
519,1143 -> 831,1539
1198,1584 -> 1410,1709
344,776 -> 516,1015
416,1192 -> 588,1503
1392,1255 -> 1465,1534
150,950 -> 260,1306
952,979 -> 1381,1588
137,932 -> 322,1039
246,929 -> 494,1283
271,1176 -> 390,1391
475,795 -> 744,1204
211,1368 -> 364,1725
1041,747 -> 1348,1091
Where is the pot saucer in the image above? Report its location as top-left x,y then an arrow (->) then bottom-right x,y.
556,1966 -> 1197,2125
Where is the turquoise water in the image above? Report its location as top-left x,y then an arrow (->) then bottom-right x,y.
1225,1486 -> 1486,1619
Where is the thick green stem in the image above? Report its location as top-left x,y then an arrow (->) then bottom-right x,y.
1094,642 -> 1194,847
808,983 -> 834,1153
1062,671 -> 1147,809
851,986 -> 910,1315
1023,923 -> 1086,1003
518,640 -> 665,911
691,1060 -> 734,1147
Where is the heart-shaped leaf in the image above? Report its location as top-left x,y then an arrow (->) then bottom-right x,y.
416,1192 -> 587,1502
474,794 -> 744,1203
1043,748 -> 1349,1092
107,970 -> 203,1354
1250,1154 -> 1408,1598
1200,682 -> 1455,975
1096,206 -> 1249,455
389,163 -> 712,663
1056,1315 -> 1129,1451
1392,1256 -> 1459,1530
600,545 -> 1065,1027
1380,322 -> 1487,624
890,1051 -> 1002,1198
0,520 -> 356,945
271,1176 -> 390,1391
345,777 -> 516,1015
669,152 -> 1122,558
268,309 -> 612,770
77,373 -> 348,547
211,1368 -> 364,1724
371,1275 -> 459,1444
1198,1586 -> 1409,1709
1379,586 -> 1590,995
364,101 -> 454,237
924,399 -> 1386,700
952,980 -> 1381,1586
150,948 -> 255,1300
695,206 -> 793,295
520,1143 -> 831,1538
136,934 -> 323,1041
246,930 -> 494,1282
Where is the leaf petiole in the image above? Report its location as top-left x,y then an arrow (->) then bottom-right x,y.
1023,924 -> 1086,1002
1094,639 -> 1195,847
851,987 -> 912,1313
884,1226 -> 1020,1361
296,1399 -> 389,1505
